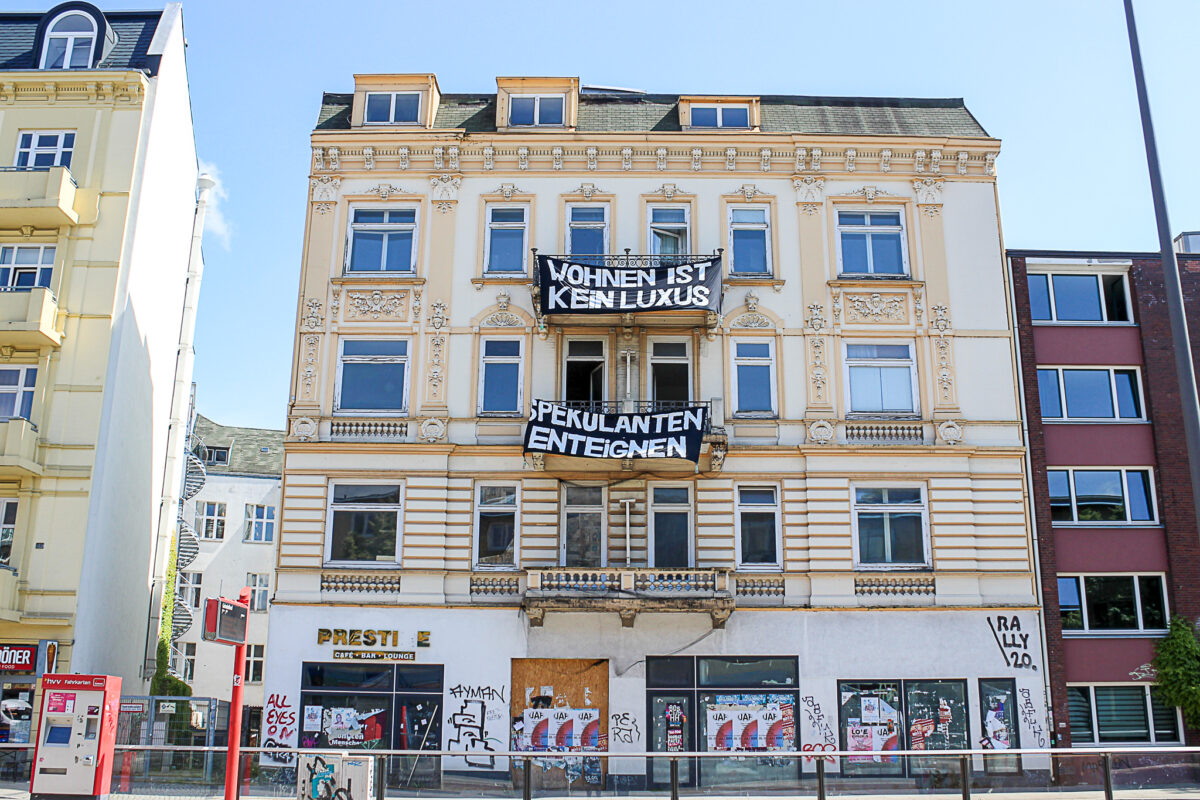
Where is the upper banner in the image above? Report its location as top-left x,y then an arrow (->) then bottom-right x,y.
537,255 -> 721,315
523,400 -> 708,463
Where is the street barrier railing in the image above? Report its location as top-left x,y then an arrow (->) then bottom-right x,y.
0,743 -> 1198,798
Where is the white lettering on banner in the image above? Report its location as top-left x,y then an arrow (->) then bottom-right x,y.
539,255 -> 719,315
525,399 -> 707,462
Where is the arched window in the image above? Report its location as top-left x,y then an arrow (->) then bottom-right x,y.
40,11 -> 96,69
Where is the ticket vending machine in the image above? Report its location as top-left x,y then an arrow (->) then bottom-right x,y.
30,674 -> 121,800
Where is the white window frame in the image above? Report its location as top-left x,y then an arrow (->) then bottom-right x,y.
849,483 -> 932,570
0,365 -> 37,422
473,482 -> 520,570
730,338 -> 777,418
247,573 -> 270,612
647,204 -> 691,254
648,483 -> 693,568
484,203 -> 529,274
204,447 -> 229,466
195,501 -> 226,540
39,11 -> 96,70
324,479 -> 403,566
734,484 -> 782,570
835,207 -> 909,276
0,498 -> 16,566
646,337 -> 693,408
362,91 -> 422,125
508,94 -> 566,127
560,483 -> 607,568
843,341 -> 920,417
477,337 -> 524,416
344,205 -> 419,274
0,244 -> 55,290
173,642 -> 196,684
1037,366 -> 1145,422
689,104 -> 750,129
562,338 -> 608,408
334,337 -> 411,416
1059,573 -> 1169,636
243,504 -> 276,543
14,132 -> 74,169
1067,683 -> 1182,747
1028,272 -> 1134,325
566,203 -> 610,256
1048,467 -> 1158,525
728,204 -> 772,275
177,570 -> 202,609
244,644 -> 266,684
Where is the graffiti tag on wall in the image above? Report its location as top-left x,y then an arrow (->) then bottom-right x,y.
987,615 -> 1036,670
446,684 -> 507,769
800,696 -> 836,764
1018,687 -> 1048,747
609,712 -> 640,744
263,693 -> 297,766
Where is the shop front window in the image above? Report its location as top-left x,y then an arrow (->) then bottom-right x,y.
647,655 -> 798,789
903,680 -> 969,776
838,681 -> 903,777
979,679 -> 1020,774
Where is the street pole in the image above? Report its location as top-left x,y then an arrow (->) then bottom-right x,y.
1123,0 -> 1200,539
224,587 -> 251,800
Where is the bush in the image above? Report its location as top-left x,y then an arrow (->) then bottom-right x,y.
1151,615 -> 1200,725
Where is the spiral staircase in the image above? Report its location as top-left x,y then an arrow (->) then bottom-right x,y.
170,435 -> 206,653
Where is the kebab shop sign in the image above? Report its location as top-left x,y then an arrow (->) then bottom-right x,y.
315,628 -> 429,662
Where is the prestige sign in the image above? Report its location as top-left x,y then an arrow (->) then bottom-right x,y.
536,255 -> 721,315
523,400 -> 708,462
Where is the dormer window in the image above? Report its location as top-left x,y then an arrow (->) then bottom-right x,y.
41,11 -> 97,69
510,95 -> 564,127
364,92 -> 421,124
691,104 -> 749,128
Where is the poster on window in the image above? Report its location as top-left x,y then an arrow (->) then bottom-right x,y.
705,696 -> 795,752
839,683 -> 902,776
523,399 -> 708,462
979,679 -> 1021,774
904,680 -> 969,776
536,254 -> 722,315
323,706 -> 387,748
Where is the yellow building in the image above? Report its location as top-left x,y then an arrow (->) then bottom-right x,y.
267,74 -> 1049,788
0,1 -> 209,712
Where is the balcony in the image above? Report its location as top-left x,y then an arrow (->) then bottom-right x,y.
524,567 -> 734,628
0,418 -> 40,476
0,167 -> 79,228
0,287 -> 61,348
531,252 -> 722,333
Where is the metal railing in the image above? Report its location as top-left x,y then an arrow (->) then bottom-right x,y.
535,251 -> 721,268
528,567 -> 730,595
1,744 -> 1198,799
556,399 -> 623,413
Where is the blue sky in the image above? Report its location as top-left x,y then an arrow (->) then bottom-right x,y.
169,0 -> 1200,429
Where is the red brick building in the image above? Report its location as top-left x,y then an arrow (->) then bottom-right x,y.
1008,249 -> 1200,748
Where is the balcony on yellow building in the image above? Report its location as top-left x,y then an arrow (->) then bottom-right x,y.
0,287 -> 61,349
523,567 -> 734,628
0,418 -> 41,476
0,569 -> 19,621
0,166 -> 80,228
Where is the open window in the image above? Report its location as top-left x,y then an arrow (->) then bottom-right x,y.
563,340 -> 607,411
647,340 -> 691,411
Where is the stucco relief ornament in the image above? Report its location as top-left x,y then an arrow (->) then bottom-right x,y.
572,183 -> 603,201
848,185 -> 893,203
731,313 -> 771,329
527,453 -> 545,471
0,346 -> 13,361
807,419 -> 836,445
913,177 -> 944,205
483,146 -> 494,170
301,298 -> 323,330
427,336 -> 446,398
805,302 -> 827,333
844,148 -> 856,172
930,149 -> 942,174
552,146 -> 563,170
496,289 -> 511,311
795,147 -> 806,172
313,203 -> 334,215
448,146 -> 459,171
692,148 -> 703,171
310,176 -> 341,202
937,420 -> 964,446
327,147 -> 340,170
846,293 -> 905,322
809,338 -> 828,403
761,147 -> 772,172
518,147 -> 529,170
586,146 -> 598,171
397,146 -> 409,170
914,149 -> 926,173
429,300 -> 448,330
913,286 -> 925,323
726,148 -> 738,170
481,311 -> 522,327
493,183 -> 525,201
312,147 -> 324,171
366,184 -> 404,200
429,174 -> 461,212
621,147 -> 632,170
362,146 -> 374,170
708,442 -> 727,472
810,147 -> 822,171
985,152 -> 997,176
739,184 -> 766,202
880,149 -> 892,172
432,146 -> 444,170
656,147 -> 668,170
418,417 -> 447,443
745,290 -> 760,312
330,288 -> 341,318
347,290 -> 405,320
793,176 -> 825,203
957,151 -> 969,175
831,289 -> 843,323
290,417 -> 317,442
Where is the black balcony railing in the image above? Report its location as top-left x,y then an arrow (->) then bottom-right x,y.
536,251 -> 721,269
557,400 -> 623,413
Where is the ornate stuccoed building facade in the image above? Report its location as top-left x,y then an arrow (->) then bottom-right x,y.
264,74 -> 1052,788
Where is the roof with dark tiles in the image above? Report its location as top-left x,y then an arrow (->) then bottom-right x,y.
193,415 -> 283,479
0,10 -> 162,73
316,91 -> 989,137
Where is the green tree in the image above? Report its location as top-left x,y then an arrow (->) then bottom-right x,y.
1151,615 -> 1200,725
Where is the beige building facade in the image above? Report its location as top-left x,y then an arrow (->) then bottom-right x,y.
0,1 -> 207,712
266,74 -> 1050,787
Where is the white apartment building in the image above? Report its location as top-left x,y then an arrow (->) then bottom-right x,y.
173,414 -> 282,740
264,75 -> 1049,790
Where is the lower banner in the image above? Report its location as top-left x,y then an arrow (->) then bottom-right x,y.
523,400 -> 708,462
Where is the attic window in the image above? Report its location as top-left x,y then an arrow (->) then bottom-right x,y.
204,447 -> 230,466
510,95 -> 564,127
41,11 -> 97,69
691,105 -> 749,129
364,92 -> 420,124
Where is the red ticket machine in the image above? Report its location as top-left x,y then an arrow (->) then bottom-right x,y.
30,674 -> 121,800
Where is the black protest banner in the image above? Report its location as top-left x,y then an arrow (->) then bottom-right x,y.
536,255 -> 721,315
523,400 -> 708,463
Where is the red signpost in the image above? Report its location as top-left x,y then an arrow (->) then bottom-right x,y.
203,589 -> 250,800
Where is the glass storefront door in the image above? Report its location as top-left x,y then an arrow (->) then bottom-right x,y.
648,694 -> 693,786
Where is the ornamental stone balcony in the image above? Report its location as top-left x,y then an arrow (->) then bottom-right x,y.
0,167 -> 80,228
523,567 -> 734,628
0,418 -> 40,476
0,287 -> 61,349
